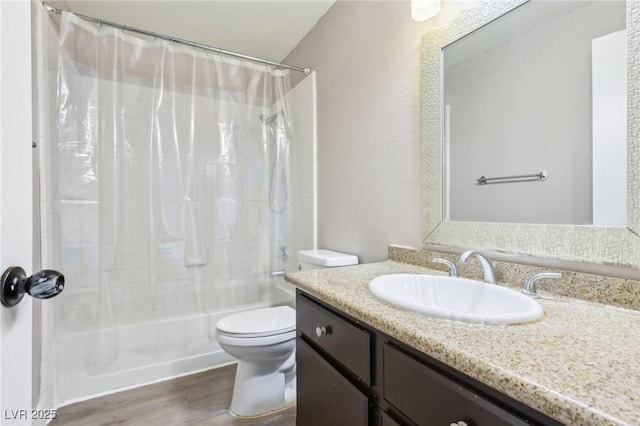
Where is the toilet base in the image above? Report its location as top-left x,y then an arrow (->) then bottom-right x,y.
229,401 -> 296,419
228,352 -> 296,417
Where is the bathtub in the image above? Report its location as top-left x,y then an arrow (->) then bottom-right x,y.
53,298 -> 293,406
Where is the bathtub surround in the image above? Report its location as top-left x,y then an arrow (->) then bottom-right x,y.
33,7 -> 316,406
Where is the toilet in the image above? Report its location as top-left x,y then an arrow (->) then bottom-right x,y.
215,306 -> 296,417
215,249 -> 358,417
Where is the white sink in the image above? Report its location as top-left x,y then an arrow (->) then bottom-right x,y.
368,274 -> 543,324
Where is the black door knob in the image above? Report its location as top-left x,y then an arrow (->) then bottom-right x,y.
1,266 -> 64,307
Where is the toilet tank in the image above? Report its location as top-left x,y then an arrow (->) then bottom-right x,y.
297,249 -> 359,271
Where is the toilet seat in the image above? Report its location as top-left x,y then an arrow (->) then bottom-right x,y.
216,306 -> 295,338
215,329 -> 295,347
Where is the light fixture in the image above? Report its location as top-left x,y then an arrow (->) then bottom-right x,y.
411,0 -> 441,22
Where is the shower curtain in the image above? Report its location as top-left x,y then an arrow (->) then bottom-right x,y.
42,10 -> 295,385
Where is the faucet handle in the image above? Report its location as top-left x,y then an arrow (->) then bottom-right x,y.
432,258 -> 458,277
522,272 -> 562,298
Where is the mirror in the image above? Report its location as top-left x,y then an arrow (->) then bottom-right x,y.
444,1 -> 626,225
422,0 -> 640,268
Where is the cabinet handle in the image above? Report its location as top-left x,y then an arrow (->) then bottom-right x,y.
315,326 -> 328,337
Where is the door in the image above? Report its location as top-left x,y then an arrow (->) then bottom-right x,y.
0,1 -> 34,424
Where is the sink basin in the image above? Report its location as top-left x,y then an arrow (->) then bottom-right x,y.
368,274 -> 543,324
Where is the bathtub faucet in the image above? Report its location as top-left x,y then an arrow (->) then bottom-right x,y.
269,270 -> 286,278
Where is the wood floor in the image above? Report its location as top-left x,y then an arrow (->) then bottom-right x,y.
50,364 -> 296,425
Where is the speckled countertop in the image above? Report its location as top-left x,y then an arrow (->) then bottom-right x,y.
285,261 -> 640,426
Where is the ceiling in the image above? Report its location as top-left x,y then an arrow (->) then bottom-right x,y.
66,1 -> 336,64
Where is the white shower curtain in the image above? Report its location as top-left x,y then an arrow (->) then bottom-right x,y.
49,12 -> 294,334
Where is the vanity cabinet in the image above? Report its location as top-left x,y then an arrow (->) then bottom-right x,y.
296,292 -> 372,425
296,290 -> 564,426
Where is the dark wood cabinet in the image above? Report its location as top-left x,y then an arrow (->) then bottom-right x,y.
383,343 -> 527,425
296,290 -> 563,426
296,337 -> 369,426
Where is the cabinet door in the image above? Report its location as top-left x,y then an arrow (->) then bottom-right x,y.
383,344 -> 528,426
297,337 -> 369,426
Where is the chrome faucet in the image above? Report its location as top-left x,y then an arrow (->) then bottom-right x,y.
522,272 -> 562,298
458,250 -> 497,284
432,258 -> 458,277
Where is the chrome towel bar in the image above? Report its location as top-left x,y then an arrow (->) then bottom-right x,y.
477,170 -> 547,185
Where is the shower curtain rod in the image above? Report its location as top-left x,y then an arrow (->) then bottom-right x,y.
44,3 -> 311,75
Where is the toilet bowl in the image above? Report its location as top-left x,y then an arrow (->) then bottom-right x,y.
215,305 -> 296,417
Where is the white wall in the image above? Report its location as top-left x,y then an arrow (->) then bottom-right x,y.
285,0 -> 473,263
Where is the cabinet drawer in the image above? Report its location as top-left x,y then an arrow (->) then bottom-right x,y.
297,294 -> 371,385
383,344 -> 528,426
296,337 -> 369,426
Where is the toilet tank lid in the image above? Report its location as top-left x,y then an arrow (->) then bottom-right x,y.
298,249 -> 359,267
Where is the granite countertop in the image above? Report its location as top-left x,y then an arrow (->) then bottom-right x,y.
285,261 -> 640,426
